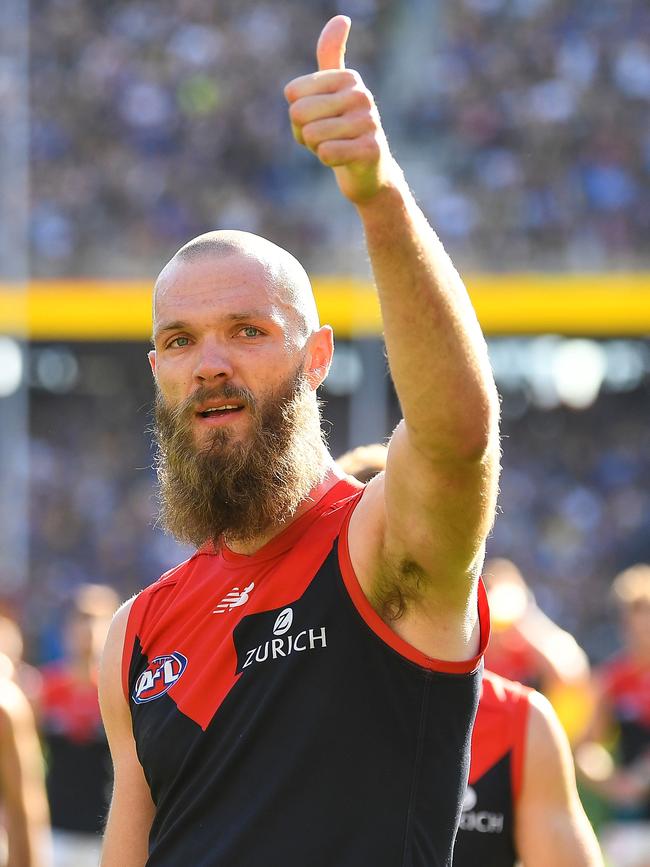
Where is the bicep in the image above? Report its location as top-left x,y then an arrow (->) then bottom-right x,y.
99,600 -> 155,867
515,693 -> 603,867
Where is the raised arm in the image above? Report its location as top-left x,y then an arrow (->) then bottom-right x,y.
99,600 -> 155,867
515,692 -> 603,867
285,17 -> 499,660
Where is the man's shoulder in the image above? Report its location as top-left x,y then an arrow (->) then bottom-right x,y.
480,670 -> 534,716
136,553 -> 200,601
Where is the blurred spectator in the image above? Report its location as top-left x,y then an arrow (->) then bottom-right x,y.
0,652 -> 51,867
37,583 -> 119,867
484,557 -> 593,741
577,565 -> 650,867
0,615 -> 42,711
336,441 -> 387,483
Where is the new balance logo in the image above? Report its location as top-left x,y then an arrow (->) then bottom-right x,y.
213,582 -> 255,614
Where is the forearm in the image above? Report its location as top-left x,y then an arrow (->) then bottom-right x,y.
101,789 -> 153,867
357,181 -> 498,460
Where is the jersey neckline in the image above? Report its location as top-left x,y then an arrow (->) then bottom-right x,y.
201,477 -> 361,566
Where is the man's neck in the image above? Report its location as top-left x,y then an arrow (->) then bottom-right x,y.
224,461 -> 347,556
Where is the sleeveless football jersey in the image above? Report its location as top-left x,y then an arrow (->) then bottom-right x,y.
453,671 -> 532,867
597,653 -> 650,819
123,479 -> 489,867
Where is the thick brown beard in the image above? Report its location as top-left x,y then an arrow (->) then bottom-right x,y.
153,370 -> 328,549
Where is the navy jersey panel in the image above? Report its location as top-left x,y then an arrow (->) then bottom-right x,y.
453,753 -> 516,867
125,482 -> 485,866
452,671 -> 532,867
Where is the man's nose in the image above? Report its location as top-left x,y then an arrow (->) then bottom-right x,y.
192,340 -> 234,382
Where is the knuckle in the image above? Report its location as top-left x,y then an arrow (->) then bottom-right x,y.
316,142 -> 336,166
302,123 -> 320,148
363,136 -> 381,161
350,86 -> 372,110
288,101 -> 306,125
344,69 -> 362,87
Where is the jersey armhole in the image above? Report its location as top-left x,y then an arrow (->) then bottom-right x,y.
337,492 -> 490,674
121,593 -> 147,703
511,690 -> 533,802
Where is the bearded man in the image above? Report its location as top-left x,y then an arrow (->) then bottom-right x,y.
99,15 -> 500,867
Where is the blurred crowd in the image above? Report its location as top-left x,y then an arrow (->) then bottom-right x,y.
489,389 -> 650,661
29,0 -> 650,276
398,0 -> 650,270
29,0 -> 390,277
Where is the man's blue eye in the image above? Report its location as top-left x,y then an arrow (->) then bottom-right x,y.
243,327 -> 261,337
172,337 -> 189,347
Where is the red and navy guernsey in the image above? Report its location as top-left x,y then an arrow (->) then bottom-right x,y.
123,478 -> 490,867
453,671 -> 532,867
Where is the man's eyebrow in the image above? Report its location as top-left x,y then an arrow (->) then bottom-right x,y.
153,320 -> 189,340
226,310 -> 275,322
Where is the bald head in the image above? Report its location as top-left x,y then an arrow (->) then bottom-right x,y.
154,230 -> 320,337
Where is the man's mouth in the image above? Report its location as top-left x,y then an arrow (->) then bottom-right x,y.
195,402 -> 246,420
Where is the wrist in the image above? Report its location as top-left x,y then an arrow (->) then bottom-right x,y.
353,169 -> 415,229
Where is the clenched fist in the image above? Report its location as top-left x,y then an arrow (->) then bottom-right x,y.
284,16 -> 400,205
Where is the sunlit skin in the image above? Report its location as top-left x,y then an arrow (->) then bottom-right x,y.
149,253 -> 334,451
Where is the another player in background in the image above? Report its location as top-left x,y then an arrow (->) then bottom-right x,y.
339,444 -> 603,867
0,616 -> 42,712
0,652 -> 51,867
38,584 -> 119,867
99,14 -> 499,867
483,557 -> 593,742
576,564 -> 650,867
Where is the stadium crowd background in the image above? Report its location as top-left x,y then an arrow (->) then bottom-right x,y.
1,0 -> 649,860
30,0 -> 650,275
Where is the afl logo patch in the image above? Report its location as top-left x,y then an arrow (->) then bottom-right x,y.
132,652 -> 188,704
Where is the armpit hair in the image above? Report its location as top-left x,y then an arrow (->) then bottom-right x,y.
369,555 -> 428,622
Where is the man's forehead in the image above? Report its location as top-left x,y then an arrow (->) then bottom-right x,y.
154,253 -> 287,317
153,234 -> 320,335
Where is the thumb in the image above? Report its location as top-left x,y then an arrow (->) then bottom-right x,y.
316,15 -> 351,71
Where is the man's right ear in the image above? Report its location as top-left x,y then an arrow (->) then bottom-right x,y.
148,349 -> 157,376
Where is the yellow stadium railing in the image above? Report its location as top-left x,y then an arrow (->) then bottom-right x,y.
0,274 -> 648,339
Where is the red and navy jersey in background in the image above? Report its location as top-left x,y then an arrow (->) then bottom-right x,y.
453,671 -> 532,867
123,479 -> 490,867
598,653 -> 650,819
39,664 -> 112,834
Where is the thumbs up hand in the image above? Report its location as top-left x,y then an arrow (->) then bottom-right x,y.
284,16 -> 399,205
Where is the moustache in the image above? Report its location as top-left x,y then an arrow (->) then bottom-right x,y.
165,383 -> 258,424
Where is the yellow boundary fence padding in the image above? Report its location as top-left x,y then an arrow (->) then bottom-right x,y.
0,274 -> 648,340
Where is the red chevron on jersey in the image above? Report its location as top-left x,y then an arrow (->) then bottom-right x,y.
123,480 -> 364,731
